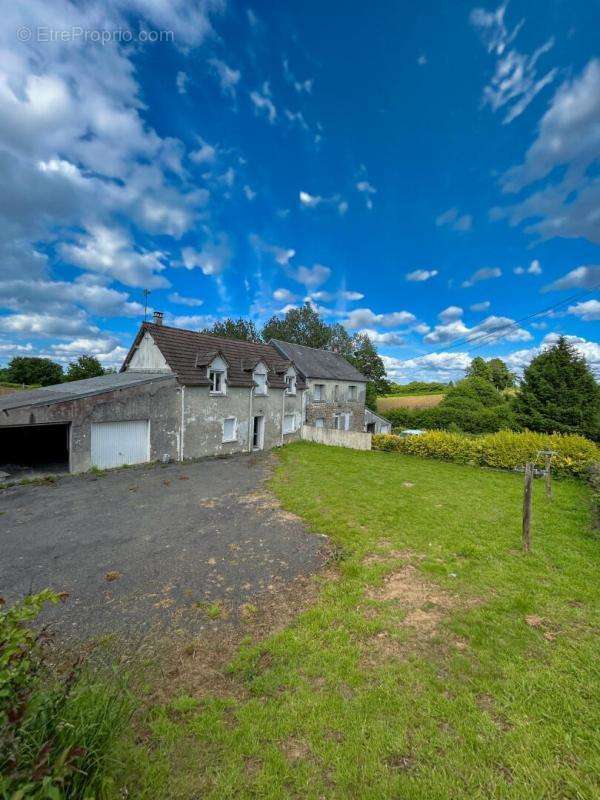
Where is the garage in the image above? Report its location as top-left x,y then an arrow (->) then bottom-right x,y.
91,420 -> 150,469
0,422 -> 70,474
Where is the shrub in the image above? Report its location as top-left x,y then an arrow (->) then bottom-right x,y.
0,591 -> 132,799
372,429 -> 599,477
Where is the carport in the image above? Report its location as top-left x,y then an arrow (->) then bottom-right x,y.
0,372 -> 179,475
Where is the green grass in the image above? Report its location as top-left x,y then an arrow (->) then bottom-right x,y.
123,442 -> 600,799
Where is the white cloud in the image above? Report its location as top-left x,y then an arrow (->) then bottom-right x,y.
249,234 -> 296,267
417,54 -> 427,66
176,71 -> 189,95
359,329 -> 405,346
567,299 -> 600,321
470,300 -> 490,312
462,267 -> 502,288
290,264 -> 331,289
299,190 -> 347,214
168,292 -> 203,307
299,190 -> 321,208
0,278 -> 143,318
424,314 -> 531,345
208,59 -> 241,99
164,313 -> 216,330
406,269 -> 438,282
344,308 -> 416,329
494,60 -> 600,244
282,59 -> 314,94
61,225 -> 169,288
250,87 -> 277,123
181,233 -> 232,277
436,207 -> 473,232
544,266 -> 600,292
438,305 -> 463,322
309,289 -> 364,303
273,288 -> 297,303
514,259 -> 542,275
505,334 -> 600,376
401,351 -> 473,375
470,2 -> 557,124
0,312 -> 98,338
243,185 -> 256,201
356,180 -> 377,211
189,137 -> 217,165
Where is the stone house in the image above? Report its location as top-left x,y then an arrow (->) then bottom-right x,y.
269,339 -> 367,432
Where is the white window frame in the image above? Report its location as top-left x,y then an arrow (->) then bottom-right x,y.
222,416 -> 237,443
253,365 -> 268,396
313,383 -> 325,402
209,369 -> 226,395
333,413 -> 342,430
348,385 -> 357,401
282,413 -> 295,435
315,417 -> 325,429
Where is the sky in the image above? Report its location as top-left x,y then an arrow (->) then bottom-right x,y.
0,0 -> 599,382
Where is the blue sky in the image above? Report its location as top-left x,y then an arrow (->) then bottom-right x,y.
1,0 -> 598,381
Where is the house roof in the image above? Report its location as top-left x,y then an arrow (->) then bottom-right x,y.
0,372 -> 175,413
121,323 -> 306,389
269,339 -> 367,382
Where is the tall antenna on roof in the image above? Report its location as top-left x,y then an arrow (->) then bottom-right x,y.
143,289 -> 151,322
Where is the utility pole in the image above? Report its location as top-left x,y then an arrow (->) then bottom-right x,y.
143,289 -> 151,322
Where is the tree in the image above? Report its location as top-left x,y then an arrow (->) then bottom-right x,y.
487,358 -> 516,391
349,332 -> 389,401
65,355 -> 105,382
202,318 -> 261,342
262,303 -> 332,349
6,357 -> 63,387
328,323 -> 354,359
466,356 -> 491,382
515,336 -> 600,440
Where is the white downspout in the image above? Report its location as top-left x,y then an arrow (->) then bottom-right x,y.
281,387 -> 285,446
179,385 -> 185,461
247,385 -> 254,452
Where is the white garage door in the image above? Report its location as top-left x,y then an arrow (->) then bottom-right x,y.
91,420 -> 150,469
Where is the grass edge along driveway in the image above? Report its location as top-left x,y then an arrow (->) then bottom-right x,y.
124,442 -> 599,800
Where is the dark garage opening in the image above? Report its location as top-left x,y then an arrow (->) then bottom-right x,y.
0,423 -> 70,475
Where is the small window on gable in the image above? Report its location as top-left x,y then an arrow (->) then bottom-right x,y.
254,364 -> 268,395
209,369 -> 225,394
285,372 -> 296,394
222,417 -> 237,442
348,385 -> 357,401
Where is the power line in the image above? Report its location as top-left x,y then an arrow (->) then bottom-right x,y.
423,283 -> 600,357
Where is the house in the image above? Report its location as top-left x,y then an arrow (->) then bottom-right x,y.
0,314 -> 305,474
269,339 -> 368,432
364,408 -> 392,434
0,315 -> 375,475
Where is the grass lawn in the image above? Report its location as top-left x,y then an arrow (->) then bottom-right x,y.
123,442 -> 599,799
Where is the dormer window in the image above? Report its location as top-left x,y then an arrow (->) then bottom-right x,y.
209,369 -> 225,394
253,363 -> 268,395
285,372 -> 296,395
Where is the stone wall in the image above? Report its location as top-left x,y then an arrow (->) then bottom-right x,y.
304,378 -> 366,432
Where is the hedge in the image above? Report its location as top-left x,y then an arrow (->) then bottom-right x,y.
372,429 -> 599,477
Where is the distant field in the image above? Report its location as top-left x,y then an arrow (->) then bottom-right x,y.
377,392 -> 445,411
0,383 -> 38,396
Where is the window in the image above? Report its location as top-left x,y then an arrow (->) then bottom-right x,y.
283,413 -> 295,434
222,417 -> 237,443
285,374 -> 296,394
313,383 -> 325,401
315,417 -> 325,428
348,385 -> 357,401
254,368 -> 268,395
209,369 -> 225,394
334,384 -> 340,401
333,413 -> 341,430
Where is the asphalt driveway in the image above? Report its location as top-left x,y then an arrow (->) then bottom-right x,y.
0,453 -> 328,642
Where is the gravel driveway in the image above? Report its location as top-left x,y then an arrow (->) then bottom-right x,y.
0,453 -> 328,642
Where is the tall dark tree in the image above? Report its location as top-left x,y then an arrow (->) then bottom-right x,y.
202,318 -> 261,342
261,303 -> 332,349
466,356 -> 515,390
66,355 -> 105,382
515,336 -> 600,439
6,357 -> 63,387
349,332 -> 389,404
328,323 -> 354,358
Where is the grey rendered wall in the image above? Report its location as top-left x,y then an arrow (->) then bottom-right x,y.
0,378 -> 180,473
182,385 -> 304,459
304,378 -> 366,432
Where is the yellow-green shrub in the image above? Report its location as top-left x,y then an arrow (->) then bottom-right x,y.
372,429 -> 599,477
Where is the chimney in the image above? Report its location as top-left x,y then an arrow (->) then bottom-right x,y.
153,310 -> 164,326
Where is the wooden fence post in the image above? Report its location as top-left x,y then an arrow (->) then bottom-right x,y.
544,452 -> 552,500
522,462 -> 533,553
